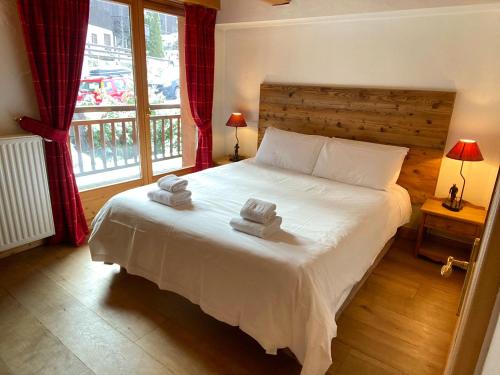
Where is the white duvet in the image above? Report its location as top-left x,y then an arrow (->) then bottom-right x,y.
89,159 -> 411,375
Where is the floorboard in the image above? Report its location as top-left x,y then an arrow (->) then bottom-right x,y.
0,238 -> 464,374
0,289 -> 92,375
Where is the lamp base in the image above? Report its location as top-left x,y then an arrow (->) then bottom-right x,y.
230,142 -> 240,162
442,200 -> 463,212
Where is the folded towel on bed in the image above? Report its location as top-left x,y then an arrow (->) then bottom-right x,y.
240,198 -> 277,225
148,189 -> 192,207
230,216 -> 282,238
157,174 -> 188,193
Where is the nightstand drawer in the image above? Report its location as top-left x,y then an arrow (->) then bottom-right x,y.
416,198 -> 487,263
425,215 -> 478,237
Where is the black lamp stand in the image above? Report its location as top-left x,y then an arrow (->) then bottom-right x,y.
442,160 -> 466,212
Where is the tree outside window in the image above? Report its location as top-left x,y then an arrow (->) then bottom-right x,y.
145,12 -> 164,58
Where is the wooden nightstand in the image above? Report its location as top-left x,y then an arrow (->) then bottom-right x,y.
415,198 -> 487,264
213,155 -> 247,167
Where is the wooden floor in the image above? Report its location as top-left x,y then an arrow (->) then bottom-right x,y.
0,238 -> 464,375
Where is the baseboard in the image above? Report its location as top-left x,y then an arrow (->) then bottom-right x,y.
0,239 -> 47,260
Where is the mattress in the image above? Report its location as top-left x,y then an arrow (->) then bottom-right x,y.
89,159 -> 411,375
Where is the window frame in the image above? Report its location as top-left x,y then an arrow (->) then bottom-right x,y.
77,0 -> 194,225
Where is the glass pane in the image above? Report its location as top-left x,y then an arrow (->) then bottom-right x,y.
144,9 -> 182,176
71,0 -> 140,191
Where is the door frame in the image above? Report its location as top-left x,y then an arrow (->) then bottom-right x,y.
79,0 -> 193,226
130,0 -> 152,184
445,169 -> 500,374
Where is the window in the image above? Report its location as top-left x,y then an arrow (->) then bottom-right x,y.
113,79 -> 126,91
71,0 -> 192,192
103,33 -> 111,46
79,81 -> 101,92
144,10 -> 182,176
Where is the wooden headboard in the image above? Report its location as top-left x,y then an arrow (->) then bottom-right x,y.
258,83 -> 456,205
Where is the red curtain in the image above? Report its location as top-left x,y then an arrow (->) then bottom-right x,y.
184,4 -> 217,171
18,0 -> 89,246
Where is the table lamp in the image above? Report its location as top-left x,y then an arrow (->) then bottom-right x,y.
226,112 -> 247,161
442,139 -> 483,212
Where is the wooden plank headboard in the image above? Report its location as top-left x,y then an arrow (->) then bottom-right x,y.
258,83 -> 456,205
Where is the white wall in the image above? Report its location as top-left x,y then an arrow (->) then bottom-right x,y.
0,0 -> 38,136
213,4 -> 500,208
217,0 -> 500,24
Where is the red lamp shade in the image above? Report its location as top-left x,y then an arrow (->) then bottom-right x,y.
446,139 -> 483,162
226,113 -> 247,128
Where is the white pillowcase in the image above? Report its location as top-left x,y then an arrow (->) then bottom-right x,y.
255,127 -> 327,174
312,138 -> 409,191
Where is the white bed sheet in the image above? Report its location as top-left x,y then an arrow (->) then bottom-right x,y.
89,159 -> 411,375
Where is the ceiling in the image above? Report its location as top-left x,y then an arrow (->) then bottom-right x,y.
218,0 -> 500,24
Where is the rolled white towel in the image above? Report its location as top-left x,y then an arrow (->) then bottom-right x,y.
230,216 -> 282,238
148,188 -> 192,207
240,198 -> 277,225
157,174 -> 188,193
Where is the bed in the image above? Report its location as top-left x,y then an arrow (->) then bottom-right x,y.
89,84 -> 456,375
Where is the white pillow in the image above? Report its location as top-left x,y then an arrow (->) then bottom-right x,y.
312,138 -> 409,190
255,127 -> 327,174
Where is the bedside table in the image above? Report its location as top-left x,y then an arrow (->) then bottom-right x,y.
415,198 -> 487,263
213,155 -> 247,167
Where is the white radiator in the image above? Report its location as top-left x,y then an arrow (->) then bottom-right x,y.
0,135 -> 55,252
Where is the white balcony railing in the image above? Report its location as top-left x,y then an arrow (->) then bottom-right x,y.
70,104 -> 181,177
